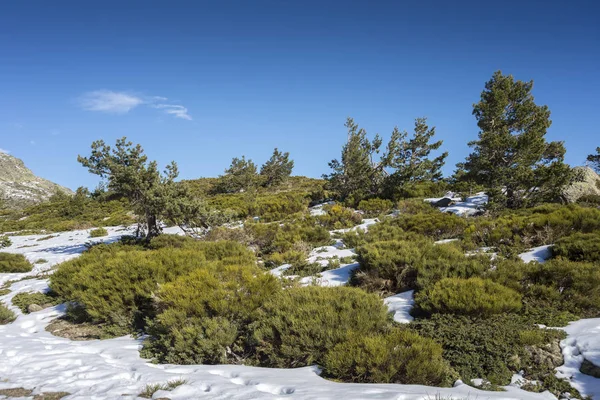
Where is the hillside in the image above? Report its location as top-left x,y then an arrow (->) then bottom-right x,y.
0,152 -> 72,208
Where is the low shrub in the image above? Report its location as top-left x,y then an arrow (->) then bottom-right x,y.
50,240 -> 255,335
142,263 -> 280,364
12,291 -> 59,313
358,198 -> 393,217
415,278 -> 522,317
0,235 -> 11,248
0,303 -> 15,324
410,314 -> 566,387
391,212 -> 468,240
323,329 -> 456,386
251,286 -> 389,368
353,239 -> 489,294
317,204 -> 363,230
0,253 -> 33,273
395,198 -> 438,215
489,258 -> 600,323
577,194 -> 600,206
552,232 -> 600,262
89,227 -> 108,237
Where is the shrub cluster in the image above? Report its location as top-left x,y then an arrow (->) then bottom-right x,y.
410,314 -> 567,390
317,204 -> 363,230
415,277 -> 522,317
0,191 -> 133,234
357,198 -> 393,217
50,239 -> 255,334
353,236 -> 489,294
0,235 -> 11,248
12,291 -> 59,313
552,232 -> 600,263
0,253 -> 33,273
89,227 -> 109,238
0,302 -> 15,324
391,211 -> 468,240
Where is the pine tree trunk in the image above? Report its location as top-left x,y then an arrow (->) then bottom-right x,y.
146,214 -> 160,239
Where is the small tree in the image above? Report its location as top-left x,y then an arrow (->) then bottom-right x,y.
383,117 -> 448,199
217,156 -> 258,193
260,148 -> 294,187
323,118 -> 384,205
587,147 -> 600,173
457,71 -> 574,210
78,137 -> 183,238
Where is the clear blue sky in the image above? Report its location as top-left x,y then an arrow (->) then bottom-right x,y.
1,0 -> 598,190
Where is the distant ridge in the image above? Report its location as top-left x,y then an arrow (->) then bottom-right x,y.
0,152 -> 72,208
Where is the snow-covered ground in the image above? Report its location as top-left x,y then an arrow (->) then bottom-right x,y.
518,245 -> 553,264
557,318 -> 600,399
426,192 -> 488,216
0,226 -> 567,399
383,290 -> 415,324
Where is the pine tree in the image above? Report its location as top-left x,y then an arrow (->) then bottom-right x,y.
78,137 -> 185,238
457,71 -> 573,210
383,117 -> 448,198
218,156 -> 258,193
323,118 -> 383,205
260,148 -> 294,187
587,147 -> 600,173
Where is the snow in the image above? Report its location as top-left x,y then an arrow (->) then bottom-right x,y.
0,221 -> 581,399
556,318 -> 600,399
383,290 -> 415,324
330,218 -> 379,234
439,192 -> 489,216
518,245 -> 553,264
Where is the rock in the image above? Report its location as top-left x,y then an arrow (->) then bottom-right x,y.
525,339 -> 563,370
432,197 -> 453,207
27,304 -> 44,313
0,152 -> 72,209
563,166 -> 600,203
580,358 -> 600,378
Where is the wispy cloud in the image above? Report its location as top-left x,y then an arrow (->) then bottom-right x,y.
77,90 -> 192,120
153,104 -> 192,120
78,90 -> 144,114
0,148 -> 9,154
30,140 -> 36,146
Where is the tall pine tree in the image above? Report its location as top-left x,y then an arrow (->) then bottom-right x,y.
260,148 -> 294,187
217,156 -> 258,193
383,117 -> 448,198
458,71 -> 573,210
587,147 -> 600,173
323,118 -> 383,205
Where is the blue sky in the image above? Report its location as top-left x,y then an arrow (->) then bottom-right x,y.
1,1 -> 598,190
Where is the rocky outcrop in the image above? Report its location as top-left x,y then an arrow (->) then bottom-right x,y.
0,152 -> 72,208
563,166 -> 600,203
580,358 -> 600,378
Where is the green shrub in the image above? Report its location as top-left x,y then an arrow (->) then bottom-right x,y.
89,227 -> 108,237
410,314 -> 566,386
577,194 -> 600,206
317,204 -> 363,230
323,329 -> 456,386
415,278 -> 522,317
12,291 -> 59,313
0,192 -> 133,234
50,241 -> 255,334
489,258 -> 600,323
464,204 -> 600,250
0,253 -> 33,273
0,235 -> 11,248
353,239 -> 489,294
142,263 -> 280,364
0,303 -> 15,324
251,286 -> 389,368
391,212 -> 468,240
552,232 -> 600,262
358,198 -> 393,217
396,199 -> 438,215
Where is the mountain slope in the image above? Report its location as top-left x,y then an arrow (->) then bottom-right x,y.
0,152 -> 72,208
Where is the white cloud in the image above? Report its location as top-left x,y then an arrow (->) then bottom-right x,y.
78,90 -> 144,114
0,148 -> 9,154
153,104 -> 193,120
77,90 -> 192,120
